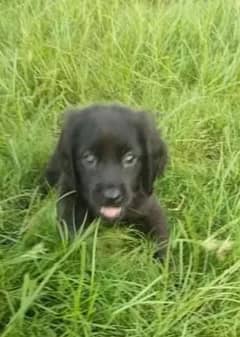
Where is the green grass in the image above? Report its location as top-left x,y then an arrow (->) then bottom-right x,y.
1,0 -> 240,336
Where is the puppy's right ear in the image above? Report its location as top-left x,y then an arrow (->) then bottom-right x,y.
137,111 -> 168,195
45,110 -> 79,189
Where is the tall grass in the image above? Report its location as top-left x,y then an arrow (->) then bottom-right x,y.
1,0 -> 240,336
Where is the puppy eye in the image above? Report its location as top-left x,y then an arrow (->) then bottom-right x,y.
122,152 -> 137,167
81,152 -> 97,167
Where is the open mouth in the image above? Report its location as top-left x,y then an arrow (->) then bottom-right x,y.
100,206 -> 122,220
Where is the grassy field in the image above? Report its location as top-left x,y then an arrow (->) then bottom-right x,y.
1,0 -> 240,336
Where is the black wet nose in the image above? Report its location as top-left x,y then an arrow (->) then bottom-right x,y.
103,187 -> 123,204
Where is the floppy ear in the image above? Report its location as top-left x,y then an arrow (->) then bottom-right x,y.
45,110 -> 79,189
138,112 -> 168,195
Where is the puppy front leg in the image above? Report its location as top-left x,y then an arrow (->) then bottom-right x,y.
141,196 -> 169,261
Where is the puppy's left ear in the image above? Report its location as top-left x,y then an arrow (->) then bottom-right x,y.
138,111 -> 168,195
45,110 -> 80,189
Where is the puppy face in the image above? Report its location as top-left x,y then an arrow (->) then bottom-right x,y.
58,104 -> 167,221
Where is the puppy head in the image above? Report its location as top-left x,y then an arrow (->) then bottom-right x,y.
58,104 -> 167,221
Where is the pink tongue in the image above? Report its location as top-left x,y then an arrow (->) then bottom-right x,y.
100,207 -> 121,219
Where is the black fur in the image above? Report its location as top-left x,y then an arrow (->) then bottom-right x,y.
45,104 -> 168,259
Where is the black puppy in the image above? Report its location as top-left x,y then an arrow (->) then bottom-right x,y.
45,104 -> 168,259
